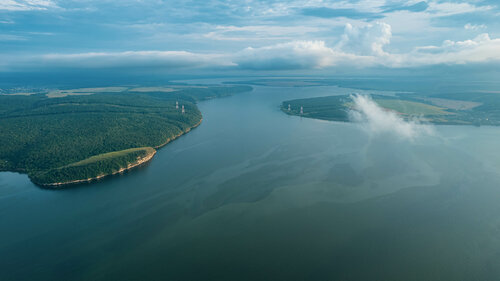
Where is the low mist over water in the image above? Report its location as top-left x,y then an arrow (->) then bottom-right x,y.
349,94 -> 435,140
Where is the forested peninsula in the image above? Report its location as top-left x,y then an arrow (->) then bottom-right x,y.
282,93 -> 500,126
0,85 -> 252,187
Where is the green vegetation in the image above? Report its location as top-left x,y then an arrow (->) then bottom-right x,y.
374,99 -> 451,116
283,95 -> 350,121
282,93 -> 500,126
0,85 -> 252,187
31,147 -> 155,186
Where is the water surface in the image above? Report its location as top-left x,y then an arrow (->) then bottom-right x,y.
1,83 -> 500,281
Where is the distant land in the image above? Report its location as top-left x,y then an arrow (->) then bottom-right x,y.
225,77 -> 500,95
281,93 -> 500,126
0,84 -> 252,187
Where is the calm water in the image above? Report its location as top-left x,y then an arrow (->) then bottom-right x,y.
1,83 -> 500,281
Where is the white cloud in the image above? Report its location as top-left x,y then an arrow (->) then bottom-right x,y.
336,22 -> 392,56
427,1 -> 493,16
2,50 -> 233,71
0,34 -> 26,41
203,25 -> 322,41
234,40 -> 338,70
229,22 -> 393,70
380,1 -> 493,51
231,21 -> 500,70
409,33 -> 500,66
349,94 -> 434,140
0,0 -> 58,11
464,23 -> 487,31
2,22 -> 500,72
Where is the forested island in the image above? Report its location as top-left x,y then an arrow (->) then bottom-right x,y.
0,85 -> 252,187
282,93 -> 500,126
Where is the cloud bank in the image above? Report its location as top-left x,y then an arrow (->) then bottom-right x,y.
1,51 -> 232,71
2,21 -> 500,72
408,33 -> 500,66
349,94 -> 434,140
1,0 -> 499,74
232,22 -> 500,70
234,41 -> 337,70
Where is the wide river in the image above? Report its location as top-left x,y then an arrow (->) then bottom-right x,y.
1,81 -> 500,281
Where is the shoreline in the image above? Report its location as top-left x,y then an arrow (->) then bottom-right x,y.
32,117 -> 203,188
154,118 -> 203,149
281,108 -> 493,127
35,149 -> 157,187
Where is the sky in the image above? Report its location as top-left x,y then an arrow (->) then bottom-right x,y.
1,0 -> 499,76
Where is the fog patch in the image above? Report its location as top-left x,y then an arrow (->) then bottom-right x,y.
349,94 -> 434,140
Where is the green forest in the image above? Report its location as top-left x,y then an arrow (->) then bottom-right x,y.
0,85 -> 252,186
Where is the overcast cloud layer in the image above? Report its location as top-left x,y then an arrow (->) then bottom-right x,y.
1,0 -> 499,73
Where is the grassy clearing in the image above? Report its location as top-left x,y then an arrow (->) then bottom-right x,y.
374,99 -> 452,116
128,87 -> 177,93
31,147 -> 156,185
47,87 -> 128,98
423,98 -> 481,110
65,147 -> 155,168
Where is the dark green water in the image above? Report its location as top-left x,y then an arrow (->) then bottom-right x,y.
1,83 -> 500,281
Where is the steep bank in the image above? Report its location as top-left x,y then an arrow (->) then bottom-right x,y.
31,147 -> 157,187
